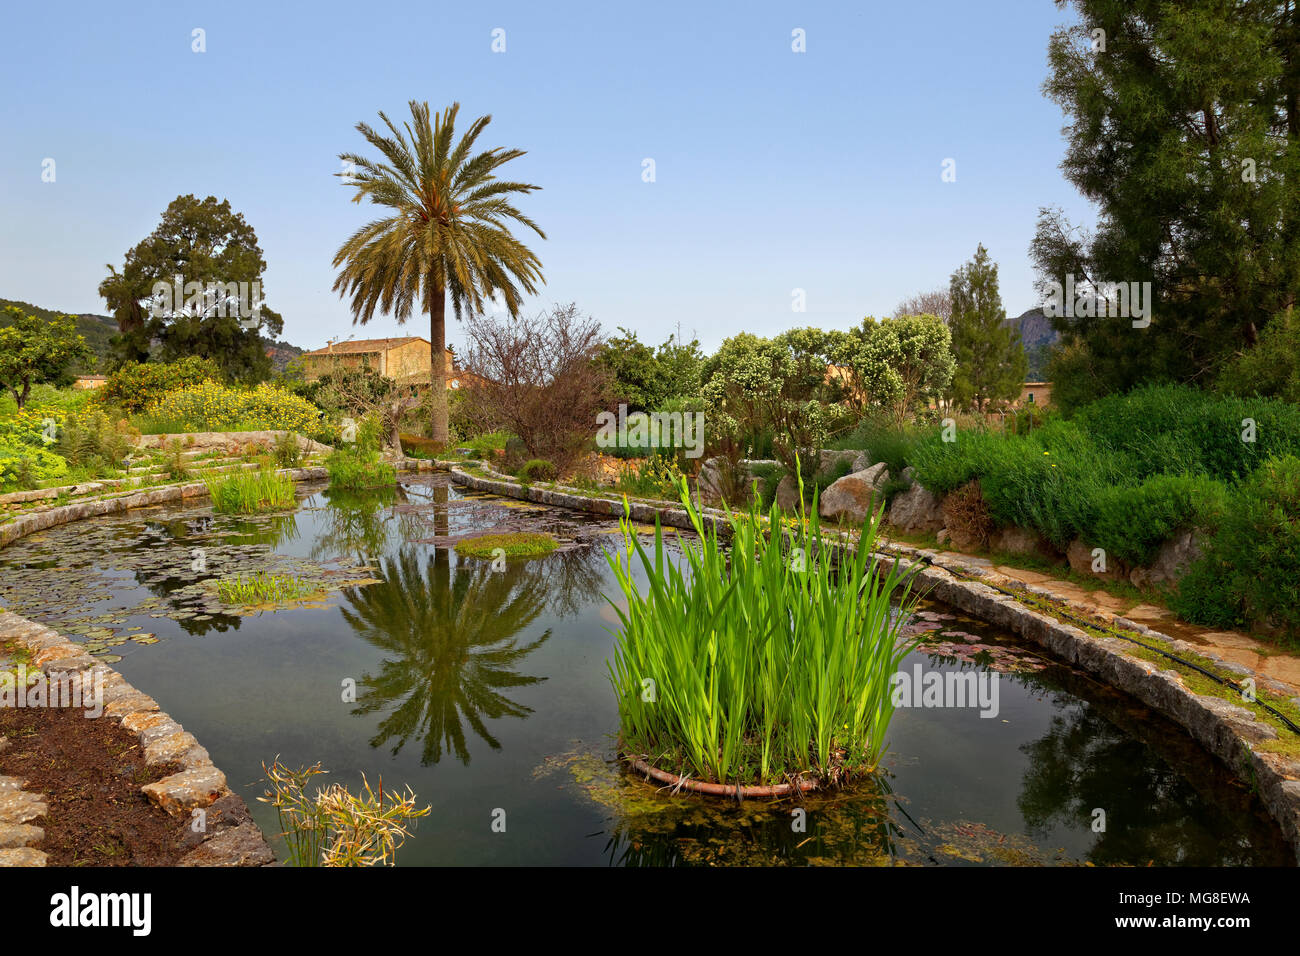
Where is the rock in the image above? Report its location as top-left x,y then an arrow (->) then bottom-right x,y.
1130,528 -> 1204,589
134,431 -> 331,455
887,467 -> 944,533
179,823 -> 275,867
989,525 -> 1046,556
0,791 -> 46,826
775,475 -> 802,512
1066,538 -> 1128,582
819,463 -> 890,525
935,529 -> 950,546
0,824 -> 43,849
697,457 -> 724,502
0,847 -> 47,867
142,767 -> 228,818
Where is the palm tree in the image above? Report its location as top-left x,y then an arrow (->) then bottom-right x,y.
333,101 -> 546,445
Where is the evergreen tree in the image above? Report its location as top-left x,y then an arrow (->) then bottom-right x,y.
1032,0 -> 1300,397
948,244 -> 1028,411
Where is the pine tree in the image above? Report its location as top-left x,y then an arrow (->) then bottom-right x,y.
1032,0 -> 1300,399
948,244 -> 1028,411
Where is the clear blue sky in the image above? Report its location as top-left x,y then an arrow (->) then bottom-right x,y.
0,0 -> 1089,354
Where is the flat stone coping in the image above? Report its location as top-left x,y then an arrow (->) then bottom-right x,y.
0,457 -> 436,866
449,463 -> 1300,862
0,611 -> 274,866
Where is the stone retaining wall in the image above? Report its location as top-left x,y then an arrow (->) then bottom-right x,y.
448,463 -> 1300,862
0,612 -> 274,866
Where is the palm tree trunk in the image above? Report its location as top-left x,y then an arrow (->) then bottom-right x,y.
429,280 -> 449,445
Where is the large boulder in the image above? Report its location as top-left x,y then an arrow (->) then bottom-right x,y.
886,467 -> 944,533
775,474 -> 802,512
1130,528 -> 1204,589
697,457 -> 725,502
819,463 -> 890,525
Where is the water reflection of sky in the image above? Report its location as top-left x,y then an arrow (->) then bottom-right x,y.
0,475 -> 1290,866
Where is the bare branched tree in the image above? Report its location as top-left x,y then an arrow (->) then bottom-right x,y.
460,303 -> 612,471
893,287 -> 952,324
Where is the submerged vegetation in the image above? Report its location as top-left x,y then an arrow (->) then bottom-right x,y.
454,532 -> 558,560
606,475 -> 923,788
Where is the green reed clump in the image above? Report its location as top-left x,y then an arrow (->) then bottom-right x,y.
606,470 -> 922,788
216,572 -> 316,605
205,466 -> 295,513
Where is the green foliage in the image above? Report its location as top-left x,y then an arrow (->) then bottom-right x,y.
326,417 -> 396,491
948,244 -> 1027,410
1173,457 -> 1300,638
832,413 -> 929,475
0,298 -> 115,373
1033,3 -> 1300,396
1216,309 -> 1300,404
702,329 -> 846,476
205,467 -> 296,513
272,431 -> 303,468
99,357 -> 221,413
54,408 -> 136,476
595,328 -> 704,411
517,459 -> 558,482
607,478 -> 922,786
837,313 -> 955,421
99,195 -> 283,378
162,439 -> 190,481
747,461 -> 786,512
0,306 -> 94,409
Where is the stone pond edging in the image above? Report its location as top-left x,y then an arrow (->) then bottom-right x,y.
0,456 -> 437,866
0,611 -> 275,866
447,463 -> 1300,862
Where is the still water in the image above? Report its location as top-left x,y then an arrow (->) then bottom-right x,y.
0,475 -> 1290,865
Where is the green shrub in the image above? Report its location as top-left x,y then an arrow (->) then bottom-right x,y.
1172,456 -> 1300,637
830,413 -> 929,474
747,461 -> 786,511
99,357 -> 221,413
54,408 -> 137,476
272,432 -> 303,468
517,459 -> 558,482
326,417 -> 395,491
142,381 -> 321,434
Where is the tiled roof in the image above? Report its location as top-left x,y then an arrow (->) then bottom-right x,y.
303,336 -> 436,356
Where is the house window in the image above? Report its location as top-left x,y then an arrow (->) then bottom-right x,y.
1027,392 -> 1035,404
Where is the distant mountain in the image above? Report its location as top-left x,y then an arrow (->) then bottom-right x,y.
263,339 -> 304,373
1005,308 -> 1060,380
2,297 -> 306,375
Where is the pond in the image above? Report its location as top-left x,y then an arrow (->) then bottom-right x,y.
0,474 -> 1291,866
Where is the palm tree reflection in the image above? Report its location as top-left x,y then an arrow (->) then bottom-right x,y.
340,546 -> 551,765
